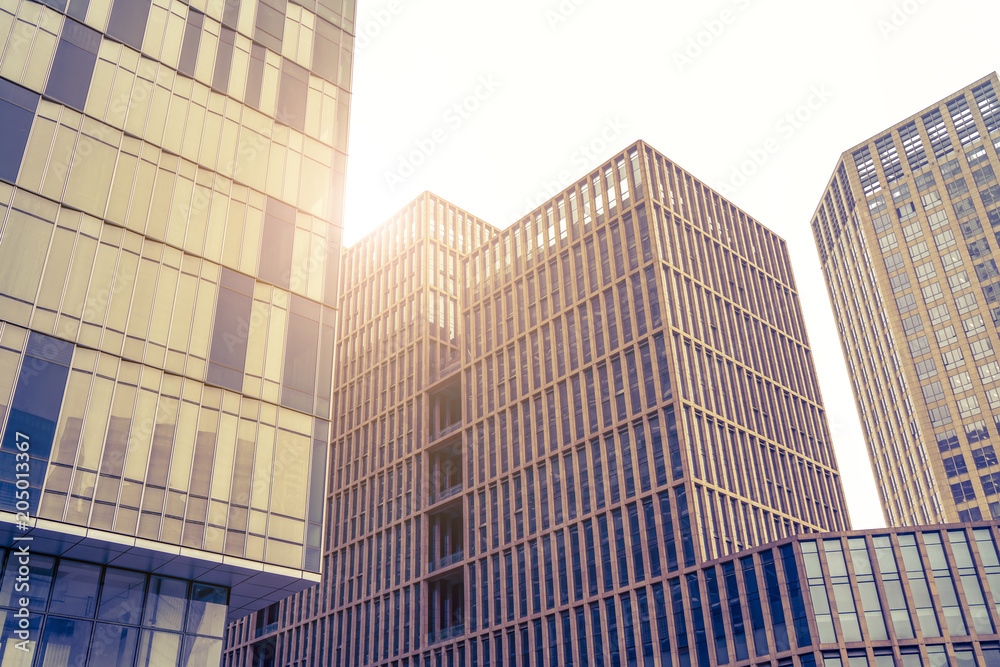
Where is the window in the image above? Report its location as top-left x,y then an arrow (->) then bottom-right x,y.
955,293 -> 978,314
0,80 -> 38,183
969,238 -> 992,259
949,371 -> 973,393
879,233 -> 899,253
951,480 -> 976,503
872,213 -> 893,233
902,314 -> 923,335
928,209 -> 950,229
973,445 -> 998,469
976,260 -> 1000,282
934,229 -> 957,250
972,338 -> 995,360
915,172 -> 937,192
909,241 -> 930,262
890,273 -> 911,293
941,158 -> 962,179
922,283 -> 944,304
896,293 -> 917,313
937,429 -> 960,451
207,269 -> 254,391
961,217 -> 984,238
957,395 -> 982,418
982,473 -> 1000,496
916,358 -> 937,380
963,314 -> 986,337
928,304 -> 950,325
909,336 -> 932,357
277,60 -> 309,132
989,387 -> 1000,410
979,361 -> 1000,383
948,272 -> 973,293
943,455 -> 968,477
107,0 -> 152,50
942,250 -> 964,271
921,381 -> 945,403
974,165 -> 997,186
934,325 -> 957,346
885,252 -> 905,273
968,146 -> 991,167
948,178 -> 970,198
891,182 -> 911,203
902,222 -> 922,242
921,190 -> 942,210
930,404 -> 953,427
915,261 -> 937,282
966,421 -> 990,444
897,202 -> 917,221
942,348 -> 965,370
45,20 -> 101,111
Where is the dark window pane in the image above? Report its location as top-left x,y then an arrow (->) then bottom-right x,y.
281,311 -> 319,412
207,271 -> 253,391
276,59 -> 308,131
245,44 -> 266,109
106,0 -> 151,50
36,0 -> 68,14
66,0 -> 90,22
177,10 -> 204,78
45,21 -> 100,111
312,18 -> 340,83
0,554 -> 55,612
258,198 -> 295,288
254,0 -> 285,52
89,623 -> 139,665
213,27 -> 236,92
98,568 -> 147,624
49,560 -> 101,617
38,617 -> 93,662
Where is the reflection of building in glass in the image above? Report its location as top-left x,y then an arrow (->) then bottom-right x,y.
0,0 -> 355,662
812,73 -> 1000,526
228,142 -> 856,665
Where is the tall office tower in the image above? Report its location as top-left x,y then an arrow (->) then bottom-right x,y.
231,140 -> 851,666
812,72 -> 1000,527
0,0 -> 355,663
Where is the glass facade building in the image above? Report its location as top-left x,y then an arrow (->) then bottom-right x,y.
812,72 -> 1000,525
227,142 -> 853,666
0,0 -> 356,662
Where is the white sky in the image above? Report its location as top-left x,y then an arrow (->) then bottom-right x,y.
341,0 -> 1000,530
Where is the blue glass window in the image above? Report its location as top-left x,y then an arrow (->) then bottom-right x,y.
0,80 -> 38,184
45,20 -> 100,111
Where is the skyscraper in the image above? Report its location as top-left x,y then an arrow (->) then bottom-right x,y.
812,72 -> 1000,526
0,0 -> 355,663
228,140 -> 852,666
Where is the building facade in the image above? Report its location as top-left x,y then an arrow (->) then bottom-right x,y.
812,73 -> 1000,526
228,141 -> 852,665
0,0 -> 355,663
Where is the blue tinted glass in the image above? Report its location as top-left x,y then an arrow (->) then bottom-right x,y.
181,635 -> 223,664
106,0 -> 150,49
143,577 -> 187,630
49,560 -> 101,617
0,82 -> 37,183
0,553 -> 54,612
89,623 -> 139,664
0,608 -> 41,664
38,617 -> 93,663
45,23 -> 100,111
98,568 -> 146,624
